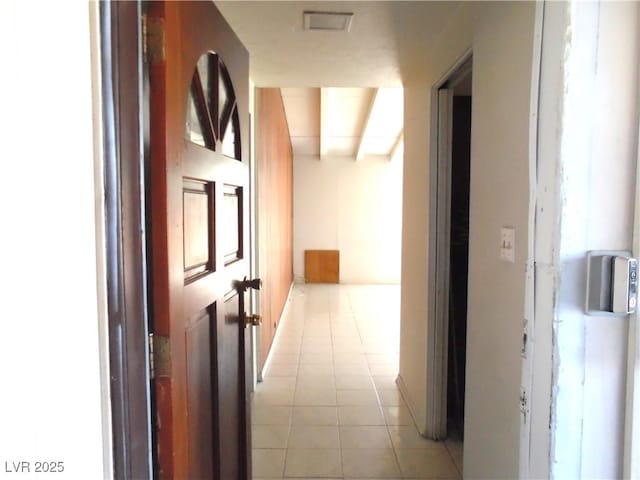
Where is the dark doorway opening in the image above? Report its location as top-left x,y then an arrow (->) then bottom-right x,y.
446,73 -> 471,442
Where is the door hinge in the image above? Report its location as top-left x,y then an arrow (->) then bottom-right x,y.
142,14 -> 165,65
149,333 -> 155,379
149,333 -> 170,380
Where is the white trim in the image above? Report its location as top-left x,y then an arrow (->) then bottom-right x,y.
89,2 -> 113,477
520,1 -> 545,478
530,3 -> 572,478
625,300 -> 640,480
432,87 -> 454,439
623,61 -> 640,480
396,373 -> 420,427
249,81 -> 259,389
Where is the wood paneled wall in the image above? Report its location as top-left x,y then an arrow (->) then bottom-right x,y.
256,88 -> 293,369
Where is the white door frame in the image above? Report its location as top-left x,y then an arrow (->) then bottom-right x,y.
519,2 -> 545,477
249,86 -> 261,387
625,251 -> 640,479
425,51 -> 472,439
624,16 -> 640,466
533,2 -> 639,477
623,113 -> 640,480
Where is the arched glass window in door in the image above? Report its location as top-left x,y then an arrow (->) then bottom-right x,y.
186,52 -> 241,160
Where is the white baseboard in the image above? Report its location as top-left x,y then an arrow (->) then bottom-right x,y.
396,373 -> 425,435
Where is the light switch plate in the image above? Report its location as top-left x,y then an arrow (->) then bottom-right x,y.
500,227 -> 515,262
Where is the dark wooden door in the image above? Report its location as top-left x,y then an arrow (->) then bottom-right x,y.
147,2 -> 252,478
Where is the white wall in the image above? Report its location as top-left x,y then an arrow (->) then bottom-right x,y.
293,155 -> 403,284
541,2 -> 640,478
398,2 -> 537,478
0,2 -> 109,478
397,2 -> 478,447
464,5 -> 536,477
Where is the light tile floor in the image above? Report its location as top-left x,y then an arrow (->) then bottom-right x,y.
252,284 -> 463,479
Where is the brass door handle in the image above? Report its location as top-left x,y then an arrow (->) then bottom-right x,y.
244,313 -> 262,327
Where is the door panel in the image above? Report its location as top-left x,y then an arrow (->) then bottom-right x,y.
218,292 -> 242,480
223,185 -> 243,264
183,180 -> 214,281
147,2 -> 251,478
186,306 -> 215,479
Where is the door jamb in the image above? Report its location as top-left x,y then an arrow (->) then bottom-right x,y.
100,1 -> 153,478
623,101 -> 640,480
625,249 -> 640,480
425,50 -> 472,439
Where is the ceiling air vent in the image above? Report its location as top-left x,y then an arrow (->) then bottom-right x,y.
303,11 -> 354,32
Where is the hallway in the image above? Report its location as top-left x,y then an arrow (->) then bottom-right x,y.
251,284 -> 462,479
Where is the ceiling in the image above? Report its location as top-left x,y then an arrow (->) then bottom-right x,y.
215,2 -> 458,159
215,1 -> 462,87
281,87 -> 403,159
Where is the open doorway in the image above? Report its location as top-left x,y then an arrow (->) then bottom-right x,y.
446,70 -> 472,443
426,56 -> 472,473
254,87 -> 405,373
250,88 -> 413,479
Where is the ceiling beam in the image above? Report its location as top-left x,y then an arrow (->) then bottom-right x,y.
320,88 -> 330,160
355,88 -> 379,161
389,131 -> 404,161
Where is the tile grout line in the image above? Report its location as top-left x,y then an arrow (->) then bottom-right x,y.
444,440 -> 464,480
329,286 -> 346,479
255,284 -> 410,479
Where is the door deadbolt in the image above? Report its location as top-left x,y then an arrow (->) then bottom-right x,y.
244,313 -> 262,327
235,276 -> 262,293
586,251 -> 638,315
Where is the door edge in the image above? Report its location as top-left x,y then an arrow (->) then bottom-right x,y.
100,1 -> 154,478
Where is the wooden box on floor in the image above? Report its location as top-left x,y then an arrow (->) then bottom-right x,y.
304,250 -> 339,283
